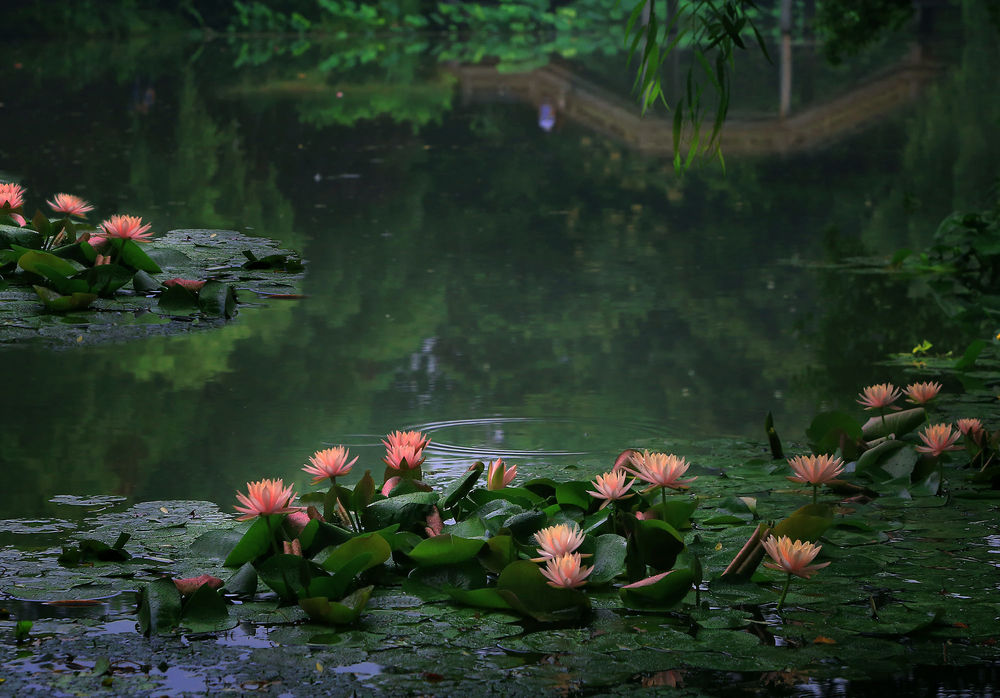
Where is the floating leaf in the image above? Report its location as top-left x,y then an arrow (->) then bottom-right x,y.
406,534 -> 485,567
198,280 -> 237,318
495,560 -> 590,621
138,578 -> 182,636
588,534 -> 627,585
627,516 -> 685,571
255,553 -> 321,602
771,503 -> 833,542
478,534 -> 516,574
119,239 -> 162,273
299,585 -> 373,625
619,568 -> 695,610
807,411 -> 863,456
223,515 -> 284,567
443,587 -> 514,611
181,583 -> 234,633
0,224 -> 42,250
861,408 -> 925,440
556,481 -> 593,510
364,492 -> 439,530
320,532 -> 391,573
441,462 -> 483,509
33,285 -> 96,311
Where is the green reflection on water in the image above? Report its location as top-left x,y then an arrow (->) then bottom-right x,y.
0,5 -> 997,517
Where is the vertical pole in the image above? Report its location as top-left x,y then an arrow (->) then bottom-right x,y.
779,0 -> 793,119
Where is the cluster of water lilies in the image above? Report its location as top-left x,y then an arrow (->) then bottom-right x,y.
0,183 -> 214,310
144,375 -> 999,634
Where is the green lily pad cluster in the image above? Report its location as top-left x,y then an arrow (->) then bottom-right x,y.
123,376 -> 999,639
0,190 -> 302,326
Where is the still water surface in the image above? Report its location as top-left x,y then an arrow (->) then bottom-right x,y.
1,11 -> 996,516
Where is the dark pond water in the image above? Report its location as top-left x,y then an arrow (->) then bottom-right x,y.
1,3 -> 998,518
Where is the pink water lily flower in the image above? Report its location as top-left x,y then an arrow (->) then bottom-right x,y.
628,450 -> 697,491
786,454 -> 844,486
383,443 -> 424,471
99,214 -> 153,242
234,478 -> 297,520
903,381 -> 942,405
539,552 -> 593,589
762,535 -> 829,580
857,383 -> 901,410
383,429 -> 430,452
0,182 -> 26,226
283,539 -> 303,557
486,458 -> 517,490
915,423 -> 963,457
956,418 -> 984,438
587,470 -> 635,509
47,193 -> 94,217
303,445 -> 358,484
173,574 -> 224,597
382,430 -> 429,471
531,523 -> 586,562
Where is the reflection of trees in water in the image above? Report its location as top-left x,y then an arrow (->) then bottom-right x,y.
866,0 -> 1000,251
787,0 -> 1000,404
126,70 -> 297,245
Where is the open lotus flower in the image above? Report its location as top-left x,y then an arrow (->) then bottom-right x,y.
857,383 -> 901,410
903,381 -> 942,405
46,193 -> 94,218
99,214 -> 153,242
531,523 -> 586,562
486,458 -> 517,490
762,535 -> 829,580
915,423 -> 963,457
233,478 -> 297,520
762,535 -> 829,611
628,450 -> 697,492
173,574 -> 224,597
787,454 -> 844,503
303,445 -> 358,484
587,470 -> 634,509
383,444 -> 424,471
957,418 -> 984,436
0,182 -> 26,226
956,418 -> 985,445
382,430 -> 429,472
382,429 -> 430,452
539,552 -> 592,589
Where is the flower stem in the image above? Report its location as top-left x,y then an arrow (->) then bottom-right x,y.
263,516 -> 280,557
776,572 -> 792,612
812,484 -> 818,505
660,486 -> 667,510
